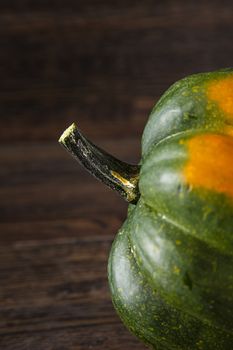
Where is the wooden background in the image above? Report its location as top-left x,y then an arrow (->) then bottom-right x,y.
0,1 -> 233,349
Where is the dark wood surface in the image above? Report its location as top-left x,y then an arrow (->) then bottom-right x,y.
0,1 -> 233,349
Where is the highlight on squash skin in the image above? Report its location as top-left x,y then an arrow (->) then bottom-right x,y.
182,133 -> 233,198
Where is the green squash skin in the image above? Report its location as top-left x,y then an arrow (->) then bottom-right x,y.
128,199 -> 233,332
139,130 -> 233,253
108,206 -> 233,350
108,69 -> 233,349
142,68 -> 233,157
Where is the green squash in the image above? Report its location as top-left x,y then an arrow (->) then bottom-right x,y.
59,68 -> 233,349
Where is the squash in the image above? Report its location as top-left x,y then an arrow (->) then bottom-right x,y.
59,68 -> 233,349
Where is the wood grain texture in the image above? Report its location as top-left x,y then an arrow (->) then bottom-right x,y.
0,1 -> 233,349
0,0 -> 233,142
0,139 -> 143,350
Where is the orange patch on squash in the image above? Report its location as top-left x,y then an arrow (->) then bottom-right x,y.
183,134 -> 233,198
207,75 -> 233,118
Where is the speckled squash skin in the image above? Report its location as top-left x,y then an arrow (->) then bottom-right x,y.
108,69 -> 233,349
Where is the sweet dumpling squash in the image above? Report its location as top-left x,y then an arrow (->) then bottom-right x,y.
59,68 -> 233,349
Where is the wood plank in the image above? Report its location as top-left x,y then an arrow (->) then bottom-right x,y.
0,139 -> 139,224
0,1 -> 233,141
0,232 -> 144,349
0,136 -> 142,347
0,324 -> 145,350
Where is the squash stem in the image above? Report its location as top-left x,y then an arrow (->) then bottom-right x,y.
59,123 -> 140,203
